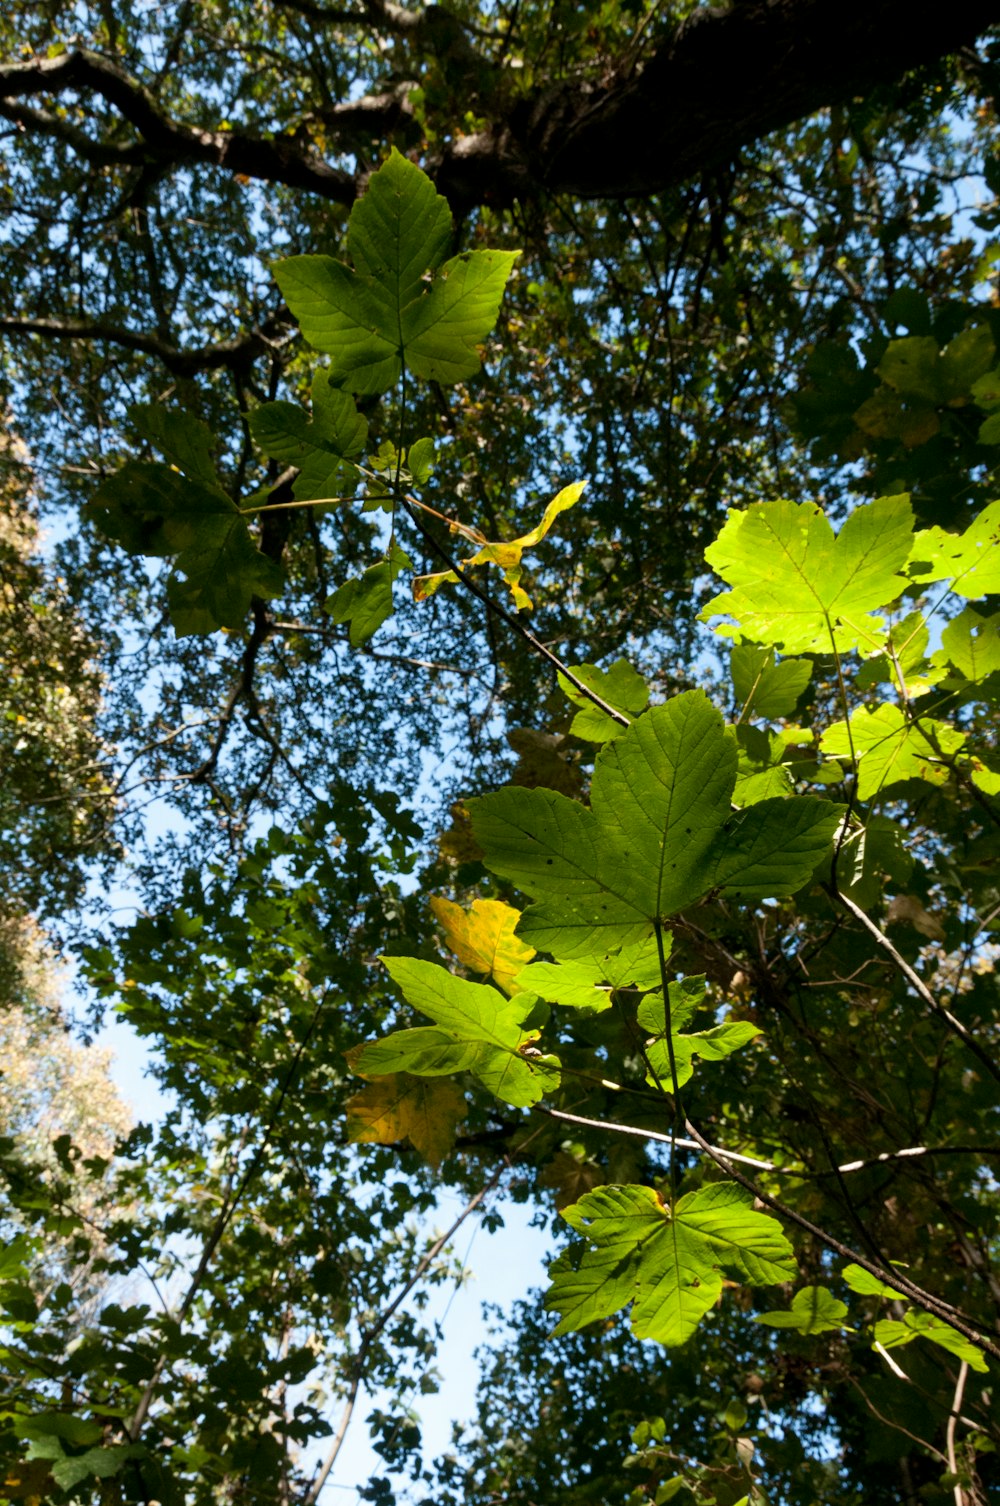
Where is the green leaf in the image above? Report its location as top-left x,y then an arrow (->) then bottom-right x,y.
643,1018 -> 761,1092
732,724 -> 795,806
841,1263 -> 907,1299
702,495 -> 915,654
19,1412 -> 104,1447
516,937 -> 663,1013
547,1182 -> 795,1346
908,501 -> 1000,597
407,436 -> 437,485
130,402 -> 219,487
855,610 -> 934,691
637,976 -> 760,1091
933,605 -> 1000,681
876,336 -> 940,401
274,149 -> 518,394
89,461 -> 283,634
167,520 -> 284,636
558,658 -> 650,742
471,692 -> 843,960
326,541 -> 412,646
755,1285 -> 849,1333
730,645 -> 812,720
820,704 -> 966,798
873,1311 -> 989,1373
352,956 -> 560,1107
249,372 -> 367,501
401,249 -> 521,383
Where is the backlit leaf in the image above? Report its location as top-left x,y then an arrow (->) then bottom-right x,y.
755,1285 -> 849,1333
352,956 -> 560,1107
547,1182 -> 795,1346
429,896 -> 536,994
558,658 -> 650,742
820,705 -> 966,798
701,495 -> 914,654
908,500 -> 1000,597
471,692 -> 843,960
275,150 -> 518,394
414,481 -> 586,610
249,372 -> 367,501
345,1073 -> 466,1165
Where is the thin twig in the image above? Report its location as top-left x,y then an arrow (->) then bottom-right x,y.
828,886 -> 1000,1087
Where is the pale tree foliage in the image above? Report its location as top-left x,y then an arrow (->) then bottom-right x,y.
0,912 -> 133,1311
0,427 -> 118,917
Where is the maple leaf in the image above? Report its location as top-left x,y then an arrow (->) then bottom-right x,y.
345,1072 -> 465,1165
429,896 -> 536,995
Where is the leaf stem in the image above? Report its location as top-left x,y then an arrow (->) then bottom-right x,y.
398,493 -> 630,727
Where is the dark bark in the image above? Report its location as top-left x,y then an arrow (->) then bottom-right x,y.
1,1 -> 998,212
437,0 -> 1000,205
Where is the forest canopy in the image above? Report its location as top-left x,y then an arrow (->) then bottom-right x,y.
1,2 -> 999,1504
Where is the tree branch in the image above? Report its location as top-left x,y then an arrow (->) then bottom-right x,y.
0,48 -> 356,203
0,314 -> 290,377
4,2 -> 998,213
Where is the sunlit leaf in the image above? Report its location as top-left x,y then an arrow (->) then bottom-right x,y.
345,1072 -> 466,1164
429,896 -> 536,994
547,1182 -> 795,1346
702,495 -> 914,654
471,691 -> 843,960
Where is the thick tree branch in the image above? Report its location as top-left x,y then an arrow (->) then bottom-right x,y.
0,48 -> 356,203
3,2 -> 998,213
0,314 -> 289,376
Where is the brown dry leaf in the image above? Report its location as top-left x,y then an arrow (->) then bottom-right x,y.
345,1072 -> 466,1166
886,893 -> 945,940
430,895 -> 535,994
540,1150 -> 606,1210
507,726 -> 582,796
437,801 -> 483,863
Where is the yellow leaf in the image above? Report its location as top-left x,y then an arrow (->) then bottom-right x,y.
412,481 -> 586,610
429,895 -> 535,994
345,1073 -> 465,1165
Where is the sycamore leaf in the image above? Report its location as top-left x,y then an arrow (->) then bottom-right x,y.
517,936 -> 665,1014
345,1072 -> 465,1165
429,896 -> 536,994
730,645 -> 812,720
755,1285 -> 849,1333
855,610 -> 941,694
732,724 -> 795,806
326,542 -> 412,646
352,956 -> 560,1107
873,1312 -> 989,1373
274,149 -> 518,395
547,1182 -> 795,1346
249,372 -> 367,501
908,500 -> 1000,597
933,605 -> 1000,681
637,975 -> 761,1090
471,691 -> 843,960
130,402 -> 218,487
820,705 -> 966,798
88,432 -> 283,635
414,481 -> 586,611
701,495 -> 914,654
558,658 -> 650,742
541,1151 -> 606,1211
841,1263 -> 907,1299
